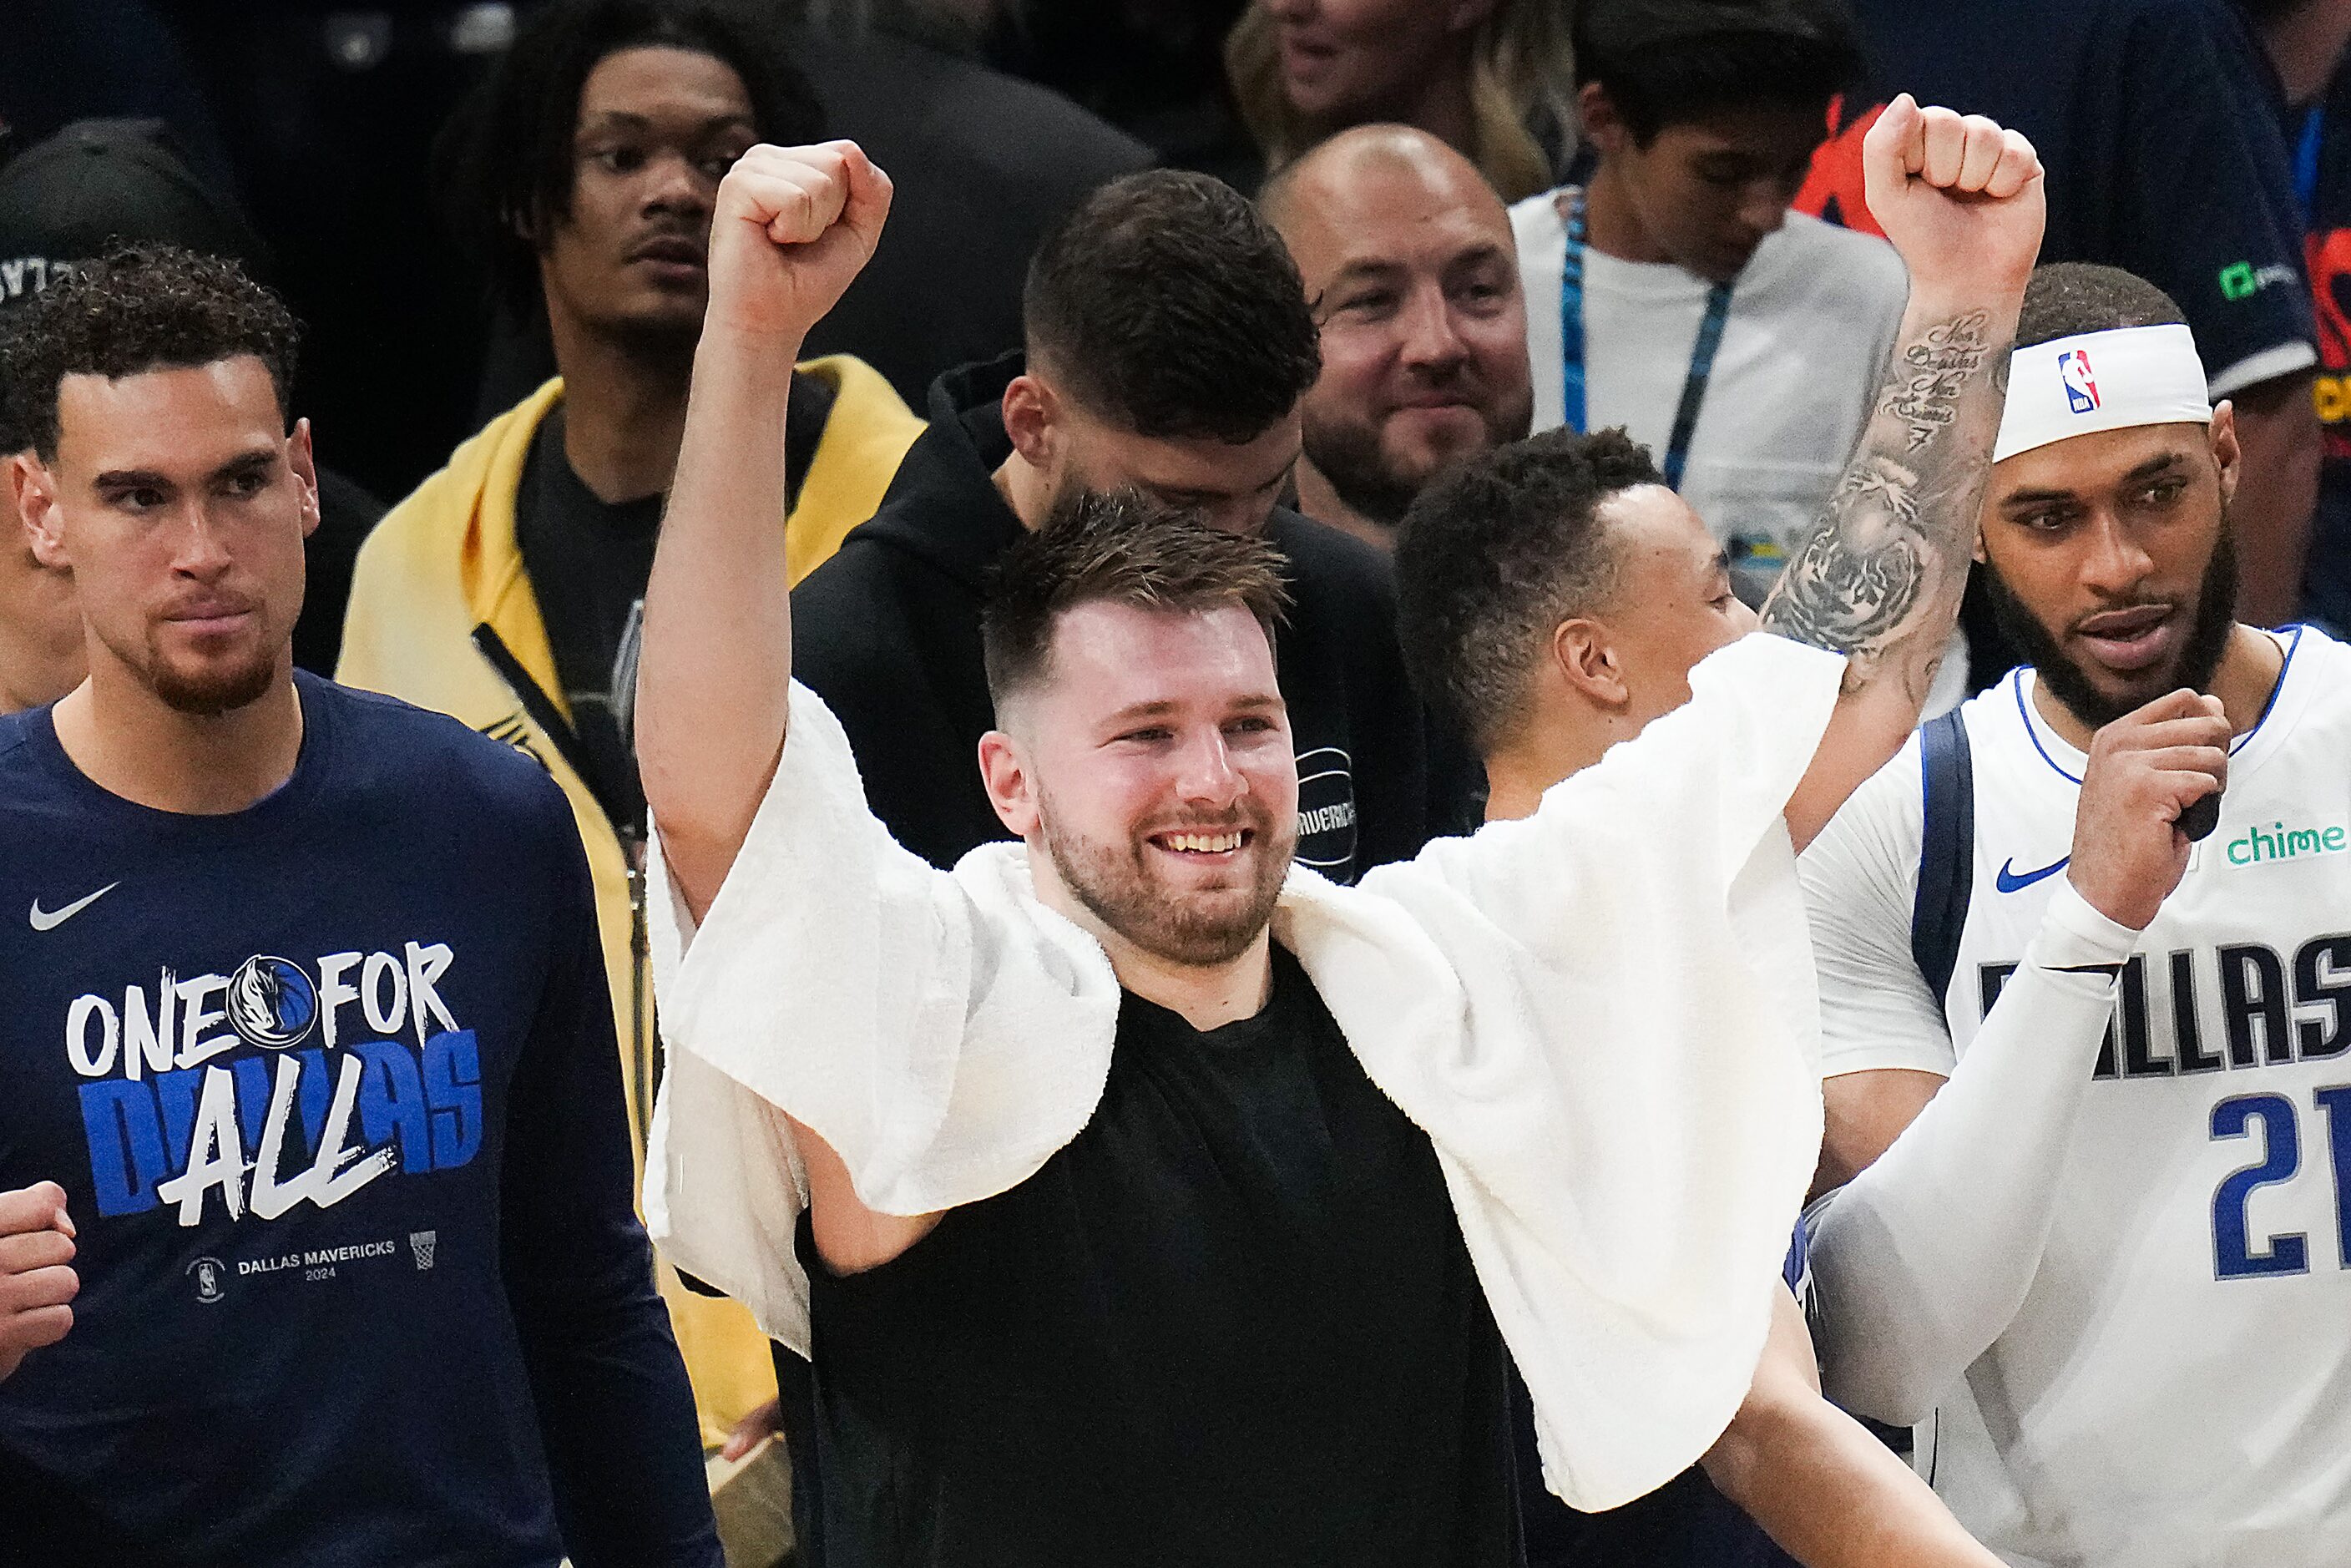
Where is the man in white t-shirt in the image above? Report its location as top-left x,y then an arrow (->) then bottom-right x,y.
1516,0 -> 1909,609
1801,262 -> 2351,1566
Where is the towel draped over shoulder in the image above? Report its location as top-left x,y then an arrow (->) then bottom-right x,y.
645,630 -> 1844,1510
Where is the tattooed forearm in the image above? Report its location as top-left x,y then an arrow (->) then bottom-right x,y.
1761,458 -> 1926,653
1762,304 -> 2007,702
1882,311 -> 1994,450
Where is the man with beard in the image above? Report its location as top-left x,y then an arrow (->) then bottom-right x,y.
785,160 -> 1451,884
634,98 -> 2043,1565
1259,124 -> 1536,552
0,246 -> 716,1562
1797,262 -> 2351,1565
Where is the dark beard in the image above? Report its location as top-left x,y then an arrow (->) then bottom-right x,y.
1039,797 -> 1293,968
1301,414 -> 1426,529
109,615 -> 281,717
1983,524 -> 2238,730
149,648 -> 277,716
1301,385 -> 1533,532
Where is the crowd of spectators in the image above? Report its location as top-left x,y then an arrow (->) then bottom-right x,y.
1,2 -> 2348,1565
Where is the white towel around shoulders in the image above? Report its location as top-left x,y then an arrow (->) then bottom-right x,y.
645,630 -> 1843,1510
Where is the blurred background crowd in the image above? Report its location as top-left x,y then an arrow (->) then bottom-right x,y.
3,0 -> 2344,675
5,2 -> 2350,1563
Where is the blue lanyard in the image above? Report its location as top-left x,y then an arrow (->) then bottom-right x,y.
2295,104 -> 2324,230
1558,186 -> 1735,492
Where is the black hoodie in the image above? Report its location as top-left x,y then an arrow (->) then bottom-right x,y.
791,353 -> 1467,882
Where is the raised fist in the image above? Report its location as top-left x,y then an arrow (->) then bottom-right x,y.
2068,689 -> 2230,931
704,140 -> 892,343
1863,95 -> 2045,301
0,1181 -> 76,1382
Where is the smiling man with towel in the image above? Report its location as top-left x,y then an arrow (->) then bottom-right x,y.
632,100 -> 2041,1568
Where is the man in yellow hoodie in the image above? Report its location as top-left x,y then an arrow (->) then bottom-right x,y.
337,0 -> 918,1523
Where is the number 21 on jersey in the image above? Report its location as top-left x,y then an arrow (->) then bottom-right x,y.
2211,1086 -> 2351,1278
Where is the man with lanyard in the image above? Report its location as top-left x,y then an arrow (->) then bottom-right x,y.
629,91 -> 2043,1567
1802,262 -> 2351,1565
1511,0 -> 1919,624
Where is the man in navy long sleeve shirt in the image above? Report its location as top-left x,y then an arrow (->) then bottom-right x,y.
0,245 -> 720,1565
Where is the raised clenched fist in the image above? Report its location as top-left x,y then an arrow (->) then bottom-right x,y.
704,139 -> 893,344
0,1181 -> 77,1382
2068,689 -> 2231,931
1863,94 -> 2045,301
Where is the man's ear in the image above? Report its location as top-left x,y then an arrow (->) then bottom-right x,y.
287,418 -> 323,539
1578,82 -> 1628,154
2208,401 -> 2242,508
12,453 -> 68,570
978,726 -> 1041,838
1001,374 -> 1059,471
1551,616 -> 1629,708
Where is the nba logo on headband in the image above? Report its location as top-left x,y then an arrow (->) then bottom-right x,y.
1995,324 -> 2212,463
2058,348 -> 2100,415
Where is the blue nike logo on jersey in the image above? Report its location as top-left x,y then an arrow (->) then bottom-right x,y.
1995,855 -> 2070,893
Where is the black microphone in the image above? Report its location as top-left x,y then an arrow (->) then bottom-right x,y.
2179,790 -> 2222,843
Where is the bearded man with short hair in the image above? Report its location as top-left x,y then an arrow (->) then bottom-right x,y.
1802,260 -> 2351,1565
637,103 -> 2044,1567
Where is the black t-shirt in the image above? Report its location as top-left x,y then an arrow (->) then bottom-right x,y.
513,382 -> 834,832
514,407 -> 663,832
798,945 -> 1519,1568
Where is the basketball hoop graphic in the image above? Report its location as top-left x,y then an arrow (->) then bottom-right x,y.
410,1231 -> 437,1271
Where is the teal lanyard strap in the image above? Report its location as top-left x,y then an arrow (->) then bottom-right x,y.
1558,185 -> 1737,490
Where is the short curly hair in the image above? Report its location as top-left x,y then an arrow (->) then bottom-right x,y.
1024,170 -> 1321,445
1393,426 -> 1664,751
2015,261 -> 2186,351
983,488 -> 1293,707
3,243 -> 299,460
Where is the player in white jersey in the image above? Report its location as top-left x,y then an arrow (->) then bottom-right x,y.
1800,261 -> 2351,1567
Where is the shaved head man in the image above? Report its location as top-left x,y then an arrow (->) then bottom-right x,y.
1265,125 -> 1534,549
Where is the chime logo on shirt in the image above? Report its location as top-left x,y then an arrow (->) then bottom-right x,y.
2059,348 -> 2101,415
63,942 -> 483,1228
2225,820 -> 2351,867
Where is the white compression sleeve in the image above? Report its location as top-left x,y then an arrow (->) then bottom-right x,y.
1809,879 -> 2140,1425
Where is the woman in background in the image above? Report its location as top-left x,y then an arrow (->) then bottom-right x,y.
1226,0 -> 1575,200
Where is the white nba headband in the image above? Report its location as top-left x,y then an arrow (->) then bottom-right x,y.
1993,323 -> 2212,463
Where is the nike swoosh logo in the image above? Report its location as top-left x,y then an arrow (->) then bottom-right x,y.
1995,857 -> 2070,894
29,883 -> 119,932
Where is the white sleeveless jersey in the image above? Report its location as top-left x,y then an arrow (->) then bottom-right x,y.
1802,625 -> 2351,1567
